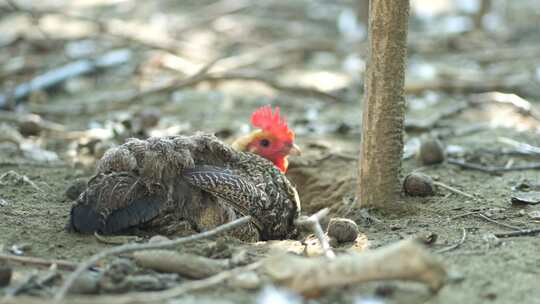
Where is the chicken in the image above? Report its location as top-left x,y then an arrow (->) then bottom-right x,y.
232,105 -> 301,173
67,106 -> 301,241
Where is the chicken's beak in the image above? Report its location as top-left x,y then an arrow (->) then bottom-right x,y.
289,143 -> 302,156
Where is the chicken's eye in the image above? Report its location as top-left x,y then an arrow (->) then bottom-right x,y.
260,139 -> 270,147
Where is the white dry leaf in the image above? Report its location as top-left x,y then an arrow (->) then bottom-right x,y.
257,285 -> 302,304
354,296 -> 386,304
20,142 -> 59,163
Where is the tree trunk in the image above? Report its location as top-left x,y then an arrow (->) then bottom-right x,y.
358,0 -> 409,208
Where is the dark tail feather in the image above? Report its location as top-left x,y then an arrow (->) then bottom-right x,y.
67,194 -> 163,235
66,204 -> 104,233
101,195 -> 162,234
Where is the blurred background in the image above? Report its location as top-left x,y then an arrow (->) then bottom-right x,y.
3,3 -> 540,302
1,0 -> 540,164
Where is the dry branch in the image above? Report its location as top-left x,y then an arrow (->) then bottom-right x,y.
435,228 -> 467,254
452,212 -> 523,231
55,216 -> 252,300
469,92 -> 540,121
447,158 -> 540,174
433,181 -> 475,200
263,238 -> 447,294
29,57 -> 220,116
498,137 -> 540,156
494,228 -> 540,238
295,208 -> 335,259
0,50 -> 131,109
133,250 -> 229,279
3,262 -> 262,304
0,254 -> 79,271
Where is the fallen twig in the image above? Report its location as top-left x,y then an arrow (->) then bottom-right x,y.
0,254 -> 80,271
433,181 -> 475,200
0,170 -> 43,192
3,262 -> 262,304
31,57 -> 221,116
470,92 -> 540,122
295,208 -> 335,259
133,250 -> 229,279
494,228 -> 540,238
116,261 -> 262,303
93,232 -> 141,245
437,123 -> 488,140
263,238 -> 447,294
447,158 -> 540,174
436,228 -> 467,254
473,213 -> 523,230
498,137 -> 540,156
55,216 -> 252,300
451,211 -> 523,231
3,271 -> 39,298
0,49 -> 132,109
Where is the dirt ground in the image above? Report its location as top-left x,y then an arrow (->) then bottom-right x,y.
2,0 -> 540,303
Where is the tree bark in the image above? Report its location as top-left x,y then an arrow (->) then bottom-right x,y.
358,0 -> 409,208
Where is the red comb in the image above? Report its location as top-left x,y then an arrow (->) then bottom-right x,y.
251,105 -> 294,141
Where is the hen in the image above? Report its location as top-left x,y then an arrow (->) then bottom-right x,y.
67,106 -> 301,241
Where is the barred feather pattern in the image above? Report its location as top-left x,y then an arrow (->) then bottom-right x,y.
68,133 -> 300,241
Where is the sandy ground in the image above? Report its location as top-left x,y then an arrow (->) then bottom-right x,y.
2,0 -> 540,303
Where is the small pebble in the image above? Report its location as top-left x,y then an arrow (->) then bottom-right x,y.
327,218 -> 359,243
447,270 -> 466,284
417,136 -> 446,165
69,271 -> 100,294
18,118 -> 42,137
403,172 -> 435,197
0,266 -> 13,287
390,224 -> 402,231
65,178 -> 88,201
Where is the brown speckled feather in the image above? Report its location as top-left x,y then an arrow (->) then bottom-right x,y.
67,134 -> 300,241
